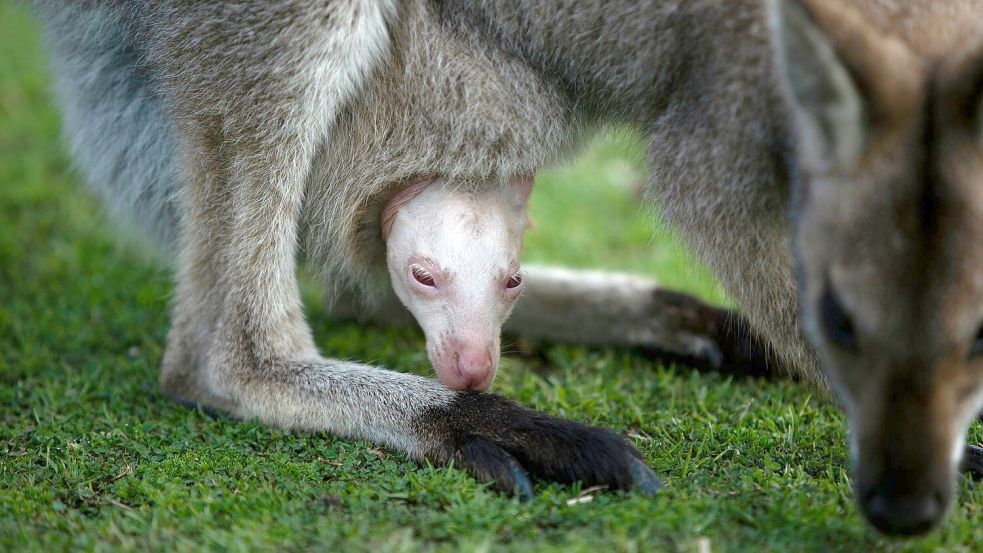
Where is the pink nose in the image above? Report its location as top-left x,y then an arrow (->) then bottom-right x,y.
451,347 -> 494,391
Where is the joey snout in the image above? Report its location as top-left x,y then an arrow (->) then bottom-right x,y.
428,333 -> 500,391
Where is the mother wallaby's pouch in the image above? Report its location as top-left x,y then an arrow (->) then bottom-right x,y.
302,0 -> 579,296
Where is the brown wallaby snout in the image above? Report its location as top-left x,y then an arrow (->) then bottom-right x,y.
850,372 -> 967,535
772,0 -> 983,535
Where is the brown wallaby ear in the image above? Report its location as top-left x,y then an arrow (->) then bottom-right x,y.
938,42 -> 983,141
767,0 -> 918,173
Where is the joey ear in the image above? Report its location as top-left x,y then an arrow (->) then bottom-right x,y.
509,174 -> 534,210
768,0 -> 867,172
381,177 -> 436,240
769,0 -> 920,174
506,174 -> 535,233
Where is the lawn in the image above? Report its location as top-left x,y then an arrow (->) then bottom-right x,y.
3,2 -> 983,551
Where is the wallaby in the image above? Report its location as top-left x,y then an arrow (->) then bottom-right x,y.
34,0 -> 709,502
434,0 -> 983,535
382,176 -> 532,391
33,0 -> 983,536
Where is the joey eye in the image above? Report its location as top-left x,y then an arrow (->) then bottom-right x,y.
411,266 -> 436,288
820,284 -> 858,351
506,272 -> 522,289
971,325 -> 983,358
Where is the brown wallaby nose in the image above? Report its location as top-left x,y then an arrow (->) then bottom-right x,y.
860,487 -> 946,536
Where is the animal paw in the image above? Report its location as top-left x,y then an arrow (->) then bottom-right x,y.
960,444 -> 983,478
414,392 -> 663,497
646,290 -> 782,379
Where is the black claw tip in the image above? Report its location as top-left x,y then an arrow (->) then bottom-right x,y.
172,397 -> 224,420
454,437 -> 534,498
699,343 -> 724,369
490,441 -> 534,499
509,462 -> 535,501
961,444 -> 983,479
628,456 -> 664,495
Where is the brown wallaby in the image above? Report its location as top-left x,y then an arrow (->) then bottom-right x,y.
33,0 -> 983,536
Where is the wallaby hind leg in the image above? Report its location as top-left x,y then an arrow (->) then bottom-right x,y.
159,131 -> 238,410
504,265 -> 780,377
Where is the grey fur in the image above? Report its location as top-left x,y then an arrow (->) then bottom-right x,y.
39,2 -> 183,249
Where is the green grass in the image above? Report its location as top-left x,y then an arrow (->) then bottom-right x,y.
2,2 -> 983,551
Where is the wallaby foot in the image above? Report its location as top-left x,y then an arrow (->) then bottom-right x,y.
640,291 -> 786,380
960,445 -> 983,478
415,392 -> 663,497
169,396 -> 229,421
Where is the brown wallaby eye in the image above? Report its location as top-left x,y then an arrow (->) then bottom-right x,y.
972,326 -> 983,358
820,284 -> 858,351
506,273 -> 522,289
411,266 -> 436,288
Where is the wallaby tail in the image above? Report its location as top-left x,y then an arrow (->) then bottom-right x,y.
35,2 -> 181,251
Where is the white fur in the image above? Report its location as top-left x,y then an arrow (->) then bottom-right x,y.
385,177 -> 530,391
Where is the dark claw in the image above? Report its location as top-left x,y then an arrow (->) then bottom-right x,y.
172,396 -> 225,420
711,308 -> 786,379
416,392 -> 663,496
509,463 -> 535,500
455,437 -> 534,499
697,341 -> 724,370
960,444 -> 983,479
645,290 -> 785,380
628,456 -> 665,495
